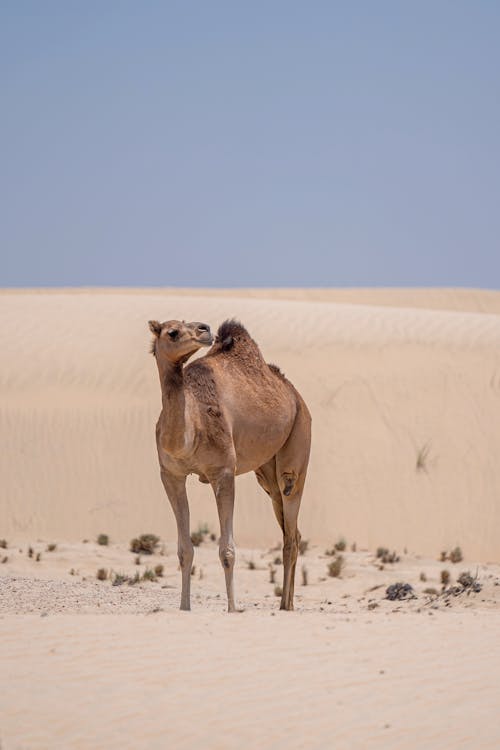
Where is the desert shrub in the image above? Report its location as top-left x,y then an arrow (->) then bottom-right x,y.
423,587 -> 439,596
420,572 -> 427,582
35,552 -> 41,562
376,547 -> 389,559
449,547 -> 463,564
96,568 -> 108,581
28,546 -> 34,558
97,534 -> 109,546
269,564 -> 276,584
325,546 -> 336,556
112,572 -> 129,586
440,569 -> 451,586
274,585 -> 283,597
154,564 -> 164,577
416,443 -> 430,472
142,568 -> 157,582
334,537 -> 346,552
1,556 -> 8,564
298,539 -> 309,555
128,571 -> 141,585
385,582 -> 415,601
0,539 -> 7,549
190,531 -> 204,547
130,534 -> 160,555
273,556 -> 282,565
46,543 -> 57,552
301,566 -> 308,586
328,555 -> 344,578
247,560 -> 256,570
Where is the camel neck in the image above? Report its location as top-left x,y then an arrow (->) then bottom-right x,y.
156,357 -> 187,452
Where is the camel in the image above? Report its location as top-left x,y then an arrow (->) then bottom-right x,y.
148,317 -> 311,612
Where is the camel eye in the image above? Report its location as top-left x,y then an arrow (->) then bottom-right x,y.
168,329 -> 179,340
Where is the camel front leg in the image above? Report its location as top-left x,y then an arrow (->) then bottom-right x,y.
160,470 -> 193,611
210,468 -> 236,613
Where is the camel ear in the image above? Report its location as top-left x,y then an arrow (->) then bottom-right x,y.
148,320 -> 162,337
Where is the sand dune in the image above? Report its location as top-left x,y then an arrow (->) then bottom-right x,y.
1,288 -> 500,562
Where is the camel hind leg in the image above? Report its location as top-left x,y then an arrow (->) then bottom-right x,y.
275,396 -> 311,610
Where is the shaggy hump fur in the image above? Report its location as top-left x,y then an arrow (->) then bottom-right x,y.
214,319 -> 252,352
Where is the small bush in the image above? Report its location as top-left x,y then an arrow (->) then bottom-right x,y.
269,564 -> 276,584
334,537 -> 346,552
28,546 -> 34,558
35,552 -> 41,562
440,569 -> 451,586
197,522 -> 210,536
112,572 -> 129,586
134,555 -> 141,565
1,556 -> 8,564
128,571 -> 141,585
380,550 -> 400,564
273,556 -> 282,565
419,572 -> 427,582
423,587 -> 439,596
210,533 -> 217,542
325,546 -> 336,557
130,534 -> 160,555
328,555 -> 344,578
449,547 -> 463,564
190,531 -> 204,547
298,539 -> 309,555
440,551 -> 448,562
96,568 -> 108,581
274,585 -> 283,597
154,564 -> 164,577
0,539 -> 7,549
247,560 -> 256,570
385,582 -> 415,601
46,543 -> 57,552
97,534 -> 109,546
142,568 -> 157,582
301,565 -> 308,586
376,547 -> 389,559
416,443 -> 430,472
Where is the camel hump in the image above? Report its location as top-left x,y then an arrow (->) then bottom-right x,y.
210,319 -> 262,359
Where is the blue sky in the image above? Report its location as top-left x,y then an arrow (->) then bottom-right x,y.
1,1 -> 499,287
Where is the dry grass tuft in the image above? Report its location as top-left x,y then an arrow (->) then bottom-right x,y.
273,556 -> 282,565
0,539 -> 7,549
416,443 -> 431,472
301,566 -> 308,586
246,560 -> 256,570
46,543 -> 57,552
449,546 -> 463,563
269,564 -> 276,584
96,568 -> 108,581
274,585 -> 283,597
130,534 -> 160,555
441,569 -> 451,586
97,534 -> 109,546
190,531 -> 204,547
298,539 -> 309,555
154,564 -> 164,577
142,568 -> 157,582
1,555 -> 8,564
328,555 -> 344,578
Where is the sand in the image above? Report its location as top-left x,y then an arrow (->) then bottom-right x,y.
1,286 -> 500,749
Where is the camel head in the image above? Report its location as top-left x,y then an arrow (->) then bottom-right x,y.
148,319 -> 213,363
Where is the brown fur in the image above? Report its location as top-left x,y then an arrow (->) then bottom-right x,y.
150,317 -> 311,612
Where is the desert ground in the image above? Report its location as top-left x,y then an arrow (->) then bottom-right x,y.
1,287 -> 500,749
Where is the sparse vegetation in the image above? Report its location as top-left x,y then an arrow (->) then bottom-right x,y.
416,443 -> 431,472
35,552 -> 41,562
112,572 -> 129,586
325,546 -> 336,557
130,534 -> 160,555
423,587 -> 439,596
273,556 -> 282,565
376,547 -> 389,559
0,539 -> 7,549
298,539 -> 309,555
334,537 -> 346,552
375,547 -> 399,563
190,531 -> 204,547
28,546 -> 34,558
419,572 -> 427,582
440,551 -> 447,562
69,568 -> 76,576
97,534 -> 109,546
449,546 -> 463,564
301,566 -> 308,586
246,560 -> 256,570
134,555 -> 141,565
46,543 -> 57,552
191,565 -> 196,576
154,564 -> 164,577
128,571 -> 141,585
441,569 -> 451,586
96,568 -> 108,581
269,564 -> 276,584
1,556 -> 8,564
142,568 -> 157,582
385,582 -> 415,601
274,585 -> 283,597
210,533 -> 217,542
328,555 -> 344,578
